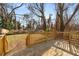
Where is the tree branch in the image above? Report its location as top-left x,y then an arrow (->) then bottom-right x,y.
65,4 -> 79,27
9,3 -> 23,16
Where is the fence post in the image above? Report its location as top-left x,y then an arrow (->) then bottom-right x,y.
26,32 -> 31,47
68,32 -> 72,53
2,35 -> 6,56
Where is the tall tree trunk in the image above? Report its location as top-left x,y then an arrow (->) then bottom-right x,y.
60,9 -> 64,32
42,17 -> 46,31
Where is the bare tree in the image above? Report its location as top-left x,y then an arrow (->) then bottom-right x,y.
65,4 -> 79,27
47,14 -> 52,31
0,3 -> 23,30
55,3 -> 79,32
23,14 -> 30,27
28,3 -> 46,31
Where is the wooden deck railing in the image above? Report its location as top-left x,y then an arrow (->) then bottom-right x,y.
0,31 -> 79,55
25,31 -> 79,55
25,31 -> 79,47
25,31 -> 57,47
0,34 -> 8,56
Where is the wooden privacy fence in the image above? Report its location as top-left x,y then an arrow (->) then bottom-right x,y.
68,31 -> 79,50
57,31 -> 79,43
0,34 -> 8,56
54,31 -> 79,55
26,31 -> 57,47
0,31 -> 79,55
26,31 -> 79,47
25,31 -> 79,55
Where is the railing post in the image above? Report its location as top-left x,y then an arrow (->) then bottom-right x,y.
68,32 -> 72,53
2,35 -> 6,56
26,32 -> 31,47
